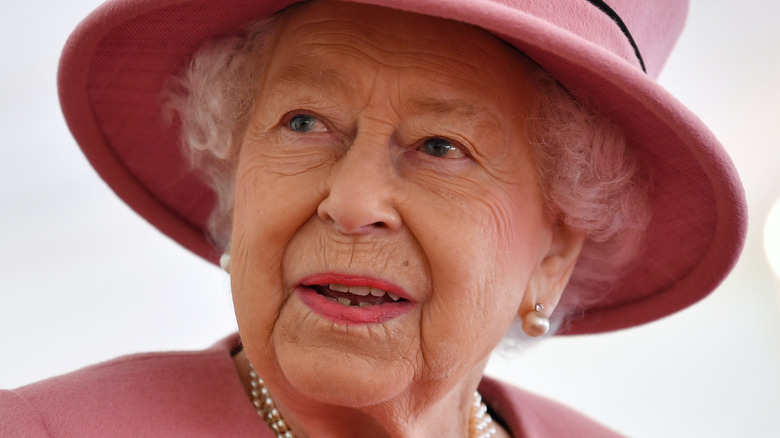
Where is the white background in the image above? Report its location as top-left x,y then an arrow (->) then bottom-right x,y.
2,0 -> 779,436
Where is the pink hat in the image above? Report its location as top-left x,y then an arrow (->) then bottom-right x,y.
58,0 -> 747,335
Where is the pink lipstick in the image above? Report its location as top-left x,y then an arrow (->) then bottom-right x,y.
296,273 -> 415,325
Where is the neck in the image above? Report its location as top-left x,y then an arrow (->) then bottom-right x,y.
232,351 -> 508,438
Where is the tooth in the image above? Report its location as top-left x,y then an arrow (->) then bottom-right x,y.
337,297 -> 351,306
330,283 -> 349,292
325,296 -> 338,302
359,302 -> 372,307
388,292 -> 400,301
369,288 -> 386,297
350,286 -> 371,296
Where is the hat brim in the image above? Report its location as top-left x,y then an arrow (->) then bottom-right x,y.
58,0 -> 747,334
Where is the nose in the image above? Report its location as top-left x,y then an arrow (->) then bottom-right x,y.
317,136 -> 402,234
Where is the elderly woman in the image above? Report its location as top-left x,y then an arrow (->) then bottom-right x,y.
1,0 -> 745,436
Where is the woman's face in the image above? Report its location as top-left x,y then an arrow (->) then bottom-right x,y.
231,1 -> 568,410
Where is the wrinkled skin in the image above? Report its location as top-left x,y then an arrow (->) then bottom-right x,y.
230,2 -> 584,437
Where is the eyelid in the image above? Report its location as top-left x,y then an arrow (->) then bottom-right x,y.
281,110 -> 330,133
418,136 -> 470,159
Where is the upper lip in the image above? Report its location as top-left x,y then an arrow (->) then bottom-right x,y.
299,272 -> 414,302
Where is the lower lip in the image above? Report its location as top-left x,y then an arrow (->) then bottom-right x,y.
296,286 -> 415,325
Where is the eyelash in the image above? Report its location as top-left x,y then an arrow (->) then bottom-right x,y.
282,112 -> 329,134
280,110 -> 470,160
415,137 -> 468,160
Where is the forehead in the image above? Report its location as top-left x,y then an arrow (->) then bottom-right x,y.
263,1 -> 539,107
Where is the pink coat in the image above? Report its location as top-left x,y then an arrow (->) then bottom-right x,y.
1,335 -> 622,437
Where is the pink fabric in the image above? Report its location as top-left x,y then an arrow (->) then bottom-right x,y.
1,334 -> 622,437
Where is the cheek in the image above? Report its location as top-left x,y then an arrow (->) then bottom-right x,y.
409,175 -> 549,346
232,147 -> 329,243
420,196 -> 536,305
230,151 -> 327,341
409,169 -> 546,286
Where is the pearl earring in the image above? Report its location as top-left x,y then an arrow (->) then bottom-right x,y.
522,304 -> 550,337
219,252 -> 231,273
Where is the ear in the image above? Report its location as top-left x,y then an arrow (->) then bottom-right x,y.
520,225 -> 586,318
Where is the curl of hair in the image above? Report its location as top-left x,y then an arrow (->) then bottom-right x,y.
162,18 -> 652,342
160,17 -> 281,250
514,70 -> 652,340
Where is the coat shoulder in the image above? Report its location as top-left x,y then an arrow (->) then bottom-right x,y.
480,376 -> 625,437
1,389 -> 50,437
1,335 -> 265,437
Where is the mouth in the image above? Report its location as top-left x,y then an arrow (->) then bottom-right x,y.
296,274 -> 414,324
309,283 -> 407,308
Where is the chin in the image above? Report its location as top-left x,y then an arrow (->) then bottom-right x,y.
262,292 -> 420,407
276,346 -> 412,408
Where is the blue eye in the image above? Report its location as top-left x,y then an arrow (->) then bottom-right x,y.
421,138 -> 463,158
288,114 -> 321,132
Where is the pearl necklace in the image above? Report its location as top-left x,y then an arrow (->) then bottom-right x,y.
248,363 -> 497,438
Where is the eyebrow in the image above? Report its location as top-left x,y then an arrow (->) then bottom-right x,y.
268,64 -> 353,96
407,97 -> 482,118
267,64 -> 501,130
406,97 -> 500,131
